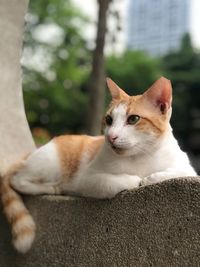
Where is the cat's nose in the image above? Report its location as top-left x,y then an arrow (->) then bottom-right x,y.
108,134 -> 118,144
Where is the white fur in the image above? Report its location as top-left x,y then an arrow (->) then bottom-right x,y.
11,141 -> 61,195
13,214 -> 35,234
5,200 -> 26,215
13,231 -> 35,254
72,103 -> 197,197
104,104 -> 158,156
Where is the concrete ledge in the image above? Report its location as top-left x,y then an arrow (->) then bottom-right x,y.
1,177 -> 200,267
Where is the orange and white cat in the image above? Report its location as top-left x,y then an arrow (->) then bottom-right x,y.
1,77 -> 196,253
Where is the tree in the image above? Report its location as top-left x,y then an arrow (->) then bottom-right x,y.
86,0 -> 112,135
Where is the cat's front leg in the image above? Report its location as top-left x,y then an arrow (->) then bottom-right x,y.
141,171 -> 173,186
76,173 -> 141,199
141,168 -> 196,186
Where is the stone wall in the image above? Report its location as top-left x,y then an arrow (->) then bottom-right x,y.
0,178 -> 200,267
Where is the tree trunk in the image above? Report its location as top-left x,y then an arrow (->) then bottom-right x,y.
0,0 -> 35,175
86,0 -> 111,135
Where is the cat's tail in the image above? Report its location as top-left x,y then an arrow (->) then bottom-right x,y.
0,166 -> 36,253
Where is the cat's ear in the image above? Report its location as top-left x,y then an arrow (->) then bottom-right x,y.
143,77 -> 172,114
106,78 -> 129,100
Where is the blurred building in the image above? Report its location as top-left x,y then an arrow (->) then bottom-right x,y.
127,0 -> 190,55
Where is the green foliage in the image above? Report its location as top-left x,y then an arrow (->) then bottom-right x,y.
162,33 -> 200,152
106,50 -> 162,95
23,0 -> 91,136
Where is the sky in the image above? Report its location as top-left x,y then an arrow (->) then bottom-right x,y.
73,0 -> 200,52
190,0 -> 200,47
73,0 -> 128,53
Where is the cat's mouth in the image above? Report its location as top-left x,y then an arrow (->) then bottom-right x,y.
111,144 -> 127,154
106,138 -> 130,154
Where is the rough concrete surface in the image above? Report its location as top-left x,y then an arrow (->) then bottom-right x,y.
0,177 -> 200,267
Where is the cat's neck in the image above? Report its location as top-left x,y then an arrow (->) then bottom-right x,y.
89,129 -> 182,177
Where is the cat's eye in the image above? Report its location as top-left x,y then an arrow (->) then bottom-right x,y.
105,115 -> 113,126
127,115 -> 140,125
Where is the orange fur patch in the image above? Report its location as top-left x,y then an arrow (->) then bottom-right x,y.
13,226 -> 34,240
106,77 -> 172,135
12,210 -> 29,225
85,136 -> 105,161
107,94 -> 170,135
3,195 -> 18,208
54,135 -> 104,181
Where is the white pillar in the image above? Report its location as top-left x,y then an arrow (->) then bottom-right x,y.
0,0 -> 35,175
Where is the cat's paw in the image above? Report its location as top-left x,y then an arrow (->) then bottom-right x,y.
141,171 -> 173,186
124,175 -> 141,189
108,175 -> 141,198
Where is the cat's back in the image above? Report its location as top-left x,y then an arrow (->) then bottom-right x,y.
53,134 -> 105,179
53,134 -> 104,160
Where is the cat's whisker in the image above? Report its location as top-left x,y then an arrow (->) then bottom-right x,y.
134,144 -> 154,158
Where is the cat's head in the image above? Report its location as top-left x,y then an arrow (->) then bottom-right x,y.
103,77 -> 172,156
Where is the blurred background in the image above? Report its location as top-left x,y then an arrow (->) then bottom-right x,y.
22,0 -> 200,173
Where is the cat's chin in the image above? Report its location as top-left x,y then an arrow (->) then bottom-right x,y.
111,144 -> 131,156
105,140 -> 133,156
110,143 -> 143,157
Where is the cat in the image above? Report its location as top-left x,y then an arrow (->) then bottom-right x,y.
1,77 -> 196,254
